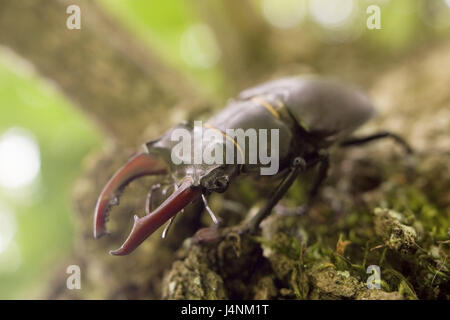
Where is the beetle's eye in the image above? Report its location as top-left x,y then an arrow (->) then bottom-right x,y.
214,176 -> 229,192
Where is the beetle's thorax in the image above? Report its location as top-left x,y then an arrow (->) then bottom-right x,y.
144,75 -> 376,192
238,75 -> 376,143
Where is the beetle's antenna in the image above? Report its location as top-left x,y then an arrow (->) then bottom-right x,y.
201,194 -> 220,225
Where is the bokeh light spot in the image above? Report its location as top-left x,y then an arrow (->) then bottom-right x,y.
0,128 -> 41,190
262,0 -> 307,29
180,24 -> 221,69
309,0 -> 355,28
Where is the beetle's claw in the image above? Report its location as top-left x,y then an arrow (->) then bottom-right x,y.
94,152 -> 168,239
110,179 -> 201,256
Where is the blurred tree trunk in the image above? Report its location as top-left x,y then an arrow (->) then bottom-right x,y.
193,0 -> 275,93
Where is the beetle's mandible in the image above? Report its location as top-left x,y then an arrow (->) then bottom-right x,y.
93,76 -> 412,255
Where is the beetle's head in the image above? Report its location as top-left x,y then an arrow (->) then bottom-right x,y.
199,164 -> 239,193
93,122 -> 242,256
156,122 -> 241,193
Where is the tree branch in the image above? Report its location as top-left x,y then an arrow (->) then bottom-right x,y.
194,0 -> 275,94
0,0 -> 205,145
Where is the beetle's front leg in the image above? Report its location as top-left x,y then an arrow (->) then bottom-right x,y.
275,152 -> 329,216
145,183 -> 177,214
145,183 -> 162,214
247,156 -> 307,233
145,183 -> 179,239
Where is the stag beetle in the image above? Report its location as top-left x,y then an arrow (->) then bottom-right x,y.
94,75 -> 412,255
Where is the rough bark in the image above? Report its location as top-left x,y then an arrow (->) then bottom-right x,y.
162,41 -> 450,300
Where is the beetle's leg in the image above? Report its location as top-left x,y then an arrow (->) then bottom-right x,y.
340,131 -> 413,154
160,184 -> 181,239
201,194 -> 222,225
276,153 -> 330,216
172,182 -> 185,215
145,183 -> 176,214
145,184 -> 162,215
161,216 -> 175,239
146,184 -> 179,238
247,157 -> 307,233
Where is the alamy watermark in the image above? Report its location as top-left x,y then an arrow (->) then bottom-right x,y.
366,265 -> 381,290
366,5 -> 381,30
66,264 -> 81,290
66,4 -> 81,30
65,3 -> 381,31
170,121 -> 280,175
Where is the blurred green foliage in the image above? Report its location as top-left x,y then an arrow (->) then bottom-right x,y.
0,56 -> 102,298
100,0 -> 225,98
